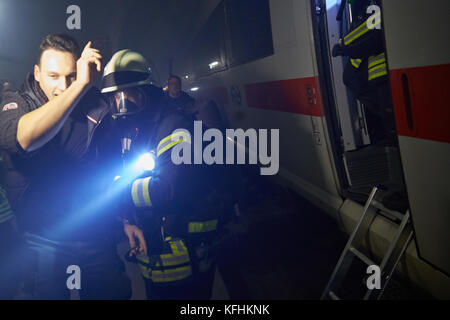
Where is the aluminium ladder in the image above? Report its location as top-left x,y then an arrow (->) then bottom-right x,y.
321,186 -> 414,300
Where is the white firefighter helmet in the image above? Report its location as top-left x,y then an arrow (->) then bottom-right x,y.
101,49 -> 152,94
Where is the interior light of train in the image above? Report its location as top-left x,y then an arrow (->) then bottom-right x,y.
190,87 -> 199,92
209,61 -> 219,69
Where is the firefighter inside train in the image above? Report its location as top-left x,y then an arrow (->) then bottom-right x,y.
332,0 -> 397,146
101,49 -> 235,299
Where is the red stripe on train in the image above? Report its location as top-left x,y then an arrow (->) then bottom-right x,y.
390,64 -> 450,144
244,77 -> 324,117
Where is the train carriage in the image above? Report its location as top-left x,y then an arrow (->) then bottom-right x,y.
172,0 -> 450,298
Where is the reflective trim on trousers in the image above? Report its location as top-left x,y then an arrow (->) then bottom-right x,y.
188,220 -> 218,233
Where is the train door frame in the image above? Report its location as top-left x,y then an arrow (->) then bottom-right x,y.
310,0 -> 408,206
309,0 -> 349,196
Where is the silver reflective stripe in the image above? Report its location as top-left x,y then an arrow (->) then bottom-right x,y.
0,194 -> 13,224
174,240 -> 184,253
368,53 -> 386,68
351,59 -> 362,69
188,220 -> 218,233
344,13 -> 381,45
151,266 -> 192,282
136,254 -> 149,264
130,178 -> 147,208
141,268 -> 151,279
368,63 -> 388,81
136,179 -> 146,207
160,254 -> 190,266
131,177 -> 152,207
157,129 -> 191,157
137,243 -> 189,267
0,211 -> 13,223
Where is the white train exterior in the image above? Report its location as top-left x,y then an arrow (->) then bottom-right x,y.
173,0 -> 450,298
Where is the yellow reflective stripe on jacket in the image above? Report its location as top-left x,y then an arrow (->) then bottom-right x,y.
368,53 -> 386,69
157,139 -> 183,157
344,12 -> 381,45
169,238 -> 188,254
157,131 -> 188,149
157,253 -> 190,267
136,239 -> 192,282
141,267 -> 152,279
188,219 -> 218,233
158,240 -> 190,267
368,63 -> 388,81
351,58 -> 362,69
151,265 -> 192,283
157,130 -> 191,157
0,189 -> 13,224
0,208 -> 14,223
136,240 -> 190,267
131,177 -> 152,207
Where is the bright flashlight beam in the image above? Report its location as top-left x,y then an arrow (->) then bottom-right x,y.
51,152 -> 156,237
52,171 -> 143,238
134,153 -> 155,172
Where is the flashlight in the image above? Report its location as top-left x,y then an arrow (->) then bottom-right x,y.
113,151 -> 156,184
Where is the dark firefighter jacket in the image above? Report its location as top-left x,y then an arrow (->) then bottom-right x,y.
118,88 -> 232,253
0,73 -> 115,241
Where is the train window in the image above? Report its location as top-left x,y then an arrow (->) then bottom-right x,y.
191,2 -> 227,77
225,0 -> 274,67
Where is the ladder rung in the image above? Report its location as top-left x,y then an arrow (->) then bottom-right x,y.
329,291 -> 340,300
321,186 -> 411,300
371,200 -> 404,221
349,247 -> 375,266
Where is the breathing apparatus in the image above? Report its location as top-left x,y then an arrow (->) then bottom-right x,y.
101,49 -> 159,176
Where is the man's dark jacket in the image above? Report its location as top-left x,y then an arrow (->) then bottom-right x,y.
0,73 -> 114,240
162,91 -> 195,111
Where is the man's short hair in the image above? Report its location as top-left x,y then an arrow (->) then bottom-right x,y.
168,75 -> 182,86
37,34 -> 81,65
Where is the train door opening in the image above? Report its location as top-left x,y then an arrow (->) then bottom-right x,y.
312,0 -> 407,211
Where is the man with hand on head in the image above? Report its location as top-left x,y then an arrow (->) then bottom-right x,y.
0,34 -> 131,300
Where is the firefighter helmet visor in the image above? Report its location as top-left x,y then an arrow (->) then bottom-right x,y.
109,87 -> 147,117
